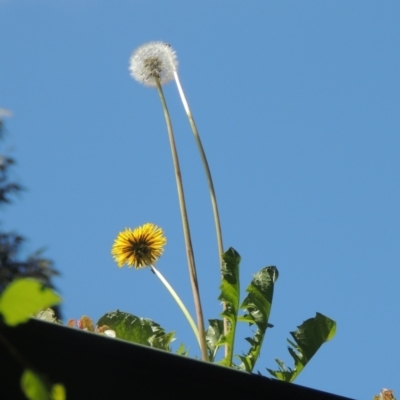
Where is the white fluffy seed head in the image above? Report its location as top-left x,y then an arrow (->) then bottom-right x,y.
129,42 -> 178,87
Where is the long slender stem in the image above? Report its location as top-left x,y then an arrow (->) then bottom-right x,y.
154,76 -> 209,362
172,70 -> 229,355
150,265 -> 200,347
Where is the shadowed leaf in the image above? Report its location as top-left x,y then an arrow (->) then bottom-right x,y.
97,310 -> 175,351
206,319 -> 224,362
267,312 -> 336,382
237,266 -> 278,372
217,247 -> 241,366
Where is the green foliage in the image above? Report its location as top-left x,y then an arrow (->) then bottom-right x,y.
206,249 -> 280,372
50,384 -> 67,400
97,310 -> 175,351
205,319 -> 224,362
21,370 -> 48,400
0,279 -> 61,326
236,266 -> 278,372
0,279 -> 64,398
20,369 -> 66,400
176,343 -> 189,356
205,249 -> 334,380
266,312 -> 336,382
217,247 -> 241,366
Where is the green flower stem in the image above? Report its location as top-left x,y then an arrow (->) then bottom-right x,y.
154,75 -> 209,362
150,265 -> 200,347
172,70 -> 228,353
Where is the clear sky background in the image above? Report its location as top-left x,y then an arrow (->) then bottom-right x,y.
1,1 -> 399,398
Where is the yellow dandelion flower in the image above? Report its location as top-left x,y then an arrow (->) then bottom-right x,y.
111,223 -> 166,269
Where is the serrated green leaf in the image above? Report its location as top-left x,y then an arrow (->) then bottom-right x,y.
97,310 -> 175,351
237,314 -> 254,324
0,279 -> 61,327
267,312 -> 336,382
275,358 -> 287,371
205,319 -> 224,362
150,330 -> 175,349
235,354 -> 252,371
176,343 -> 189,356
217,248 -> 241,366
237,266 -> 278,372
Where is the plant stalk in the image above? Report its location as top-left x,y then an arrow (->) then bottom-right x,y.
150,265 -> 200,348
172,70 -> 228,355
154,75 -> 209,362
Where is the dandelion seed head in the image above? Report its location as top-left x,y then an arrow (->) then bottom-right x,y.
129,41 -> 177,87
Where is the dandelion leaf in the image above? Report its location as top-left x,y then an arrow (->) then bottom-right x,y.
97,310 -> 175,351
0,279 -> 61,327
176,343 -> 189,356
206,319 -> 224,362
217,247 -> 241,366
267,312 -> 336,382
237,266 -> 278,372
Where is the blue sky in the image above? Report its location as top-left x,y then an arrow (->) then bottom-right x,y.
1,1 -> 399,398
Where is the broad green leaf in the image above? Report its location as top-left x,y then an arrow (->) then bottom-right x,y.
21,370 -> 49,400
237,266 -> 278,372
217,248 -> 241,367
267,312 -> 336,382
0,279 -> 61,327
21,370 -> 66,400
205,319 -> 224,362
51,384 -> 66,400
97,310 -> 175,351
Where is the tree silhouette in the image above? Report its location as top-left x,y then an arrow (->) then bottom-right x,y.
0,113 -> 59,295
